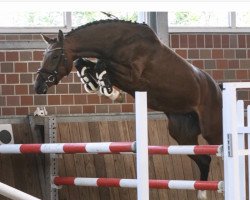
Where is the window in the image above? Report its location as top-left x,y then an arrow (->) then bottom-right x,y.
71,12 -> 138,27
0,11 -> 138,33
1,11 -> 250,33
168,11 -> 229,27
0,12 -> 64,27
168,11 -> 250,33
236,12 -> 250,27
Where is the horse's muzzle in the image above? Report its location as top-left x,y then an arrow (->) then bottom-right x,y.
34,75 -> 48,94
34,82 -> 48,94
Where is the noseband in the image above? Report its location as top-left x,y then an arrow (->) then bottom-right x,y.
37,47 -> 69,84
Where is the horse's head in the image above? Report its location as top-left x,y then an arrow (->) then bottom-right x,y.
34,30 -> 71,94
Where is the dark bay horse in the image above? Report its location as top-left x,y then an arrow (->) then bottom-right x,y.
34,20 -> 222,199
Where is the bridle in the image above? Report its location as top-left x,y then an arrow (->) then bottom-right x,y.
37,47 -> 69,85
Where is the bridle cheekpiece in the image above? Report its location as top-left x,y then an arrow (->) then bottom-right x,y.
37,47 -> 69,85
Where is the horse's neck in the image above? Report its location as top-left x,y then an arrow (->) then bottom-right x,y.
65,33 -> 105,59
64,24 -> 159,61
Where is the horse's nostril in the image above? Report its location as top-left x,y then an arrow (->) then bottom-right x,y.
34,82 -> 48,94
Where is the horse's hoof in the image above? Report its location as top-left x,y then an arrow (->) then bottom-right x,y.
197,190 -> 207,199
114,91 -> 125,103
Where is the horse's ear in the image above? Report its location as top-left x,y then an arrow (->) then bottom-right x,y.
41,34 -> 54,44
57,30 -> 64,43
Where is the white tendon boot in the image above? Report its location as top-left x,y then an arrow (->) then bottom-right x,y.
77,67 -> 99,93
96,70 -> 121,101
197,190 -> 207,200
75,58 -> 99,94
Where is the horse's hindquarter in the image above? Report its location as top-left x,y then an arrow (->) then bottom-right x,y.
145,51 -> 222,142
142,48 -> 203,113
101,24 -> 219,114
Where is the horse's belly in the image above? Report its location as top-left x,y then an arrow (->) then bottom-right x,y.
146,70 -> 200,112
112,73 -> 200,113
146,90 -> 199,113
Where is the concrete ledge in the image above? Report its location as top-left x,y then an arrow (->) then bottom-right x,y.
0,112 -> 166,124
0,41 -> 46,50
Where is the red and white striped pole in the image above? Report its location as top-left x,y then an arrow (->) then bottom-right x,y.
53,177 -> 223,192
0,143 -> 222,155
148,145 -> 222,156
0,181 -> 40,200
0,142 -> 134,154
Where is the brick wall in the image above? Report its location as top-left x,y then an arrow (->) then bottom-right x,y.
0,34 -> 135,116
170,33 -> 250,106
170,34 -> 250,82
0,33 -> 250,116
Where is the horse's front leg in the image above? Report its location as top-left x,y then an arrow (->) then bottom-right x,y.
95,60 -> 123,101
75,58 -> 124,102
75,58 -> 99,93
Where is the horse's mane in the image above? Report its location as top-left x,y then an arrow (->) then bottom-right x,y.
66,19 -> 148,37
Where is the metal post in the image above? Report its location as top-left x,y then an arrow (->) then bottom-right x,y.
146,12 -> 169,46
44,117 -> 58,200
135,92 -> 149,200
223,82 -> 250,199
236,101 -> 246,200
156,12 -> 169,46
28,116 -> 46,199
223,83 -> 241,200
147,12 -> 157,33
247,106 -> 250,200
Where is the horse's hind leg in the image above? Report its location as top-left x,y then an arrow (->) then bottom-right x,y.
198,105 -> 223,145
167,112 -> 211,199
190,155 -> 211,199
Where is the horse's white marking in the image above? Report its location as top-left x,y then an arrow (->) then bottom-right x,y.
84,84 -> 98,94
76,62 -> 122,101
78,66 -> 99,93
191,64 -> 200,73
197,190 -> 207,199
96,71 -> 106,80
109,89 -> 120,100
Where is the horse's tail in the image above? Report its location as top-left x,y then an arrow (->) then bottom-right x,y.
166,111 -> 201,143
